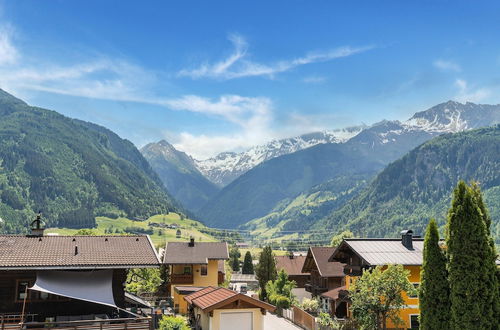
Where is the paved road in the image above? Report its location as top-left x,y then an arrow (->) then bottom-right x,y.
263,313 -> 302,330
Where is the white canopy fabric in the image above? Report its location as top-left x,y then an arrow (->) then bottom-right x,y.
30,270 -> 117,308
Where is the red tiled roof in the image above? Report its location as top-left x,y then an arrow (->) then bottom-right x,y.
0,235 -> 160,269
275,255 -> 309,276
302,247 -> 345,277
184,287 -> 276,313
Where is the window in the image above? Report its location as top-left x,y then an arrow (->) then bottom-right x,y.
15,279 -> 67,302
17,280 -> 30,300
410,314 -> 420,329
184,266 -> 192,275
409,283 -> 419,298
201,265 -> 208,276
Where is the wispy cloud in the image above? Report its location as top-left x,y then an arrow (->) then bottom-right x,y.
0,25 -> 18,65
433,59 -> 461,72
302,75 -> 327,84
454,78 -> 490,102
178,34 -> 373,80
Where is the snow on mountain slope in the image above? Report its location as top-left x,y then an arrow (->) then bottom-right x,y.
195,126 -> 365,186
194,101 -> 500,187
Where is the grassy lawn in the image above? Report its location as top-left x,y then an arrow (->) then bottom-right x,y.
46,212 -> 217,248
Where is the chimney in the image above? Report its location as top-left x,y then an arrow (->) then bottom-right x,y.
401,230 -> 414,250
288,251 -> 294,259
189,237 -> 195,247
29,213 -> 45,237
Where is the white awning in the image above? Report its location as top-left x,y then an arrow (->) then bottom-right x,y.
30,270 -> 117,308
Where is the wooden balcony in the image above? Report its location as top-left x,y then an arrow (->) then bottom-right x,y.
304,283 -> 328,296
343,265 -> 363,276
171,273 -> 194,284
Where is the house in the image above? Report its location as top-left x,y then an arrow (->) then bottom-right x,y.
0,218 -> 159,328
163,238 -> 229,314
275,254 -> 309,288
184,286 -> 275,330
329,230 -> 423,329
301,247 -> 347,318
229,273 -> 258,291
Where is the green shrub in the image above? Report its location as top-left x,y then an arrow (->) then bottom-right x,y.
158,316 -> 189,330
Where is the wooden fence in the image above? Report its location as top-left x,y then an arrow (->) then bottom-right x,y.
290,306 -> 317,330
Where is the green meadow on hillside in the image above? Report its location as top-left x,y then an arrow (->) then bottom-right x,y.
46,212 -> 217,247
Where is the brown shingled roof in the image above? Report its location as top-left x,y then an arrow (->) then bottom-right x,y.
184,287 -> 275,313
163,241 -> 229,264
321,286 -> 346,300
302,247 -> 345,277
0,235 -> 160,269
275,255 -> 309,276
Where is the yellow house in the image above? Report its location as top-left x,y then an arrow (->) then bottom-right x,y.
329,230 -> 423,329
184,286 -> 275,330
163,238 -> 229,314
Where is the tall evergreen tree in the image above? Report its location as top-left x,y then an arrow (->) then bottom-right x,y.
255,246 -> 277,301
446,181 -> 499,329
419,219 -> 450,329
242,251 -> 254,274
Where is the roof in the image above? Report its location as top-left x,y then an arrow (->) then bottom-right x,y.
230,273 -> 258,283
329,238 -> 424,266
184,287 -> 275,313
0,235 -> 160,270
275,255 -> 309,276
163,241 -> 229,264
302,247 -> 345,277
174,286 -> 205,295
125,292 -> 152,307
321,286 -> 346,300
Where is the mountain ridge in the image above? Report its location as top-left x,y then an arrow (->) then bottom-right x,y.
197,101 -> 500,230
141,140 -> 220,212
0,89 -> 179,233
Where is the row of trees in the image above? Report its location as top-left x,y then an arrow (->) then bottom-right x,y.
229,245 -> 254,274
419,181 -> 499,329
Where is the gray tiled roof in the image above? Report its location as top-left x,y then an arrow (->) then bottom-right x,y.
0,235 -> 160,269
340,239 -> 424,266
163,241 -> 229,264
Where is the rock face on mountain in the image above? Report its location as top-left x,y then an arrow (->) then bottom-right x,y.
195,126 -> 366,186
0,89 -> 178,233
141,140 -> 220,212
313,125 -> 500,239
198,101 -> 500,230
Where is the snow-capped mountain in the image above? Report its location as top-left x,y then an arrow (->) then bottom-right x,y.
195,126 -> 366,186
195,101 -> 500,187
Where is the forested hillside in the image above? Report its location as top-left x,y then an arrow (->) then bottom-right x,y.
141,140 -> 220,212
0,89 -> 178,233
313,125 -> 500,240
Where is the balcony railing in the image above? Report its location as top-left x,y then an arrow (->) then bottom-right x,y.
1,317 -> 152,330
343,265 -> 363,276
171,273 -> 194,284
304,283 -> 328,295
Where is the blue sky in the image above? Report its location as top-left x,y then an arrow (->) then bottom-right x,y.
1,0 -> 500,159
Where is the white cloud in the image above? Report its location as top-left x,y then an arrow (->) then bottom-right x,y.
454,78 -> 491,102
178,34 -> 373,80
164,95 -> 276,159
0,25 -> 18,65
434,59 -> 461,72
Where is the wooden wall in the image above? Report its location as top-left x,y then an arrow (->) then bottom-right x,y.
0,269 -> 127,321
